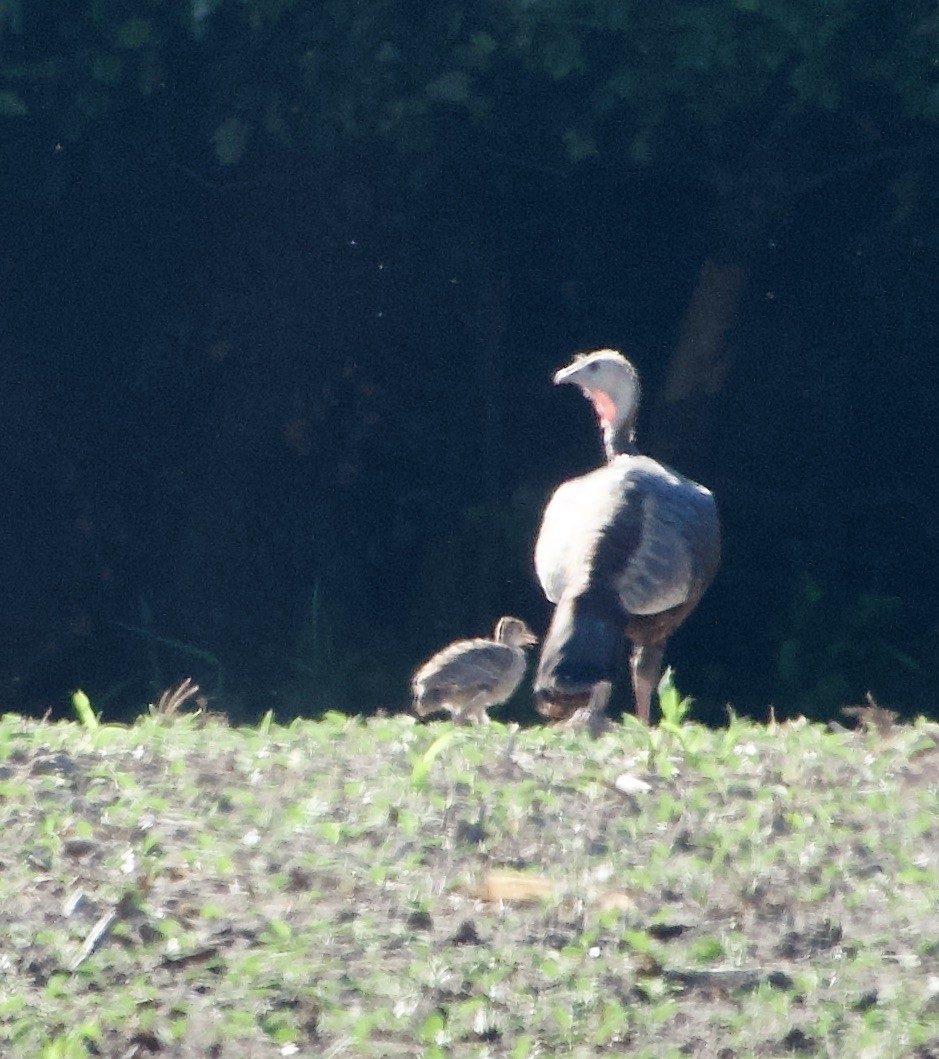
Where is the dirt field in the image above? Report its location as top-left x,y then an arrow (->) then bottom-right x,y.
1,709 -> 938,1057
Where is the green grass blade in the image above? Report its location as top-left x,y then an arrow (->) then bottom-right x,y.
411,729 -> 457,789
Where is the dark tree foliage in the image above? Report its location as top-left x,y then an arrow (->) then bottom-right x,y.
1,0 -> 937,723
5,0 -> 938,469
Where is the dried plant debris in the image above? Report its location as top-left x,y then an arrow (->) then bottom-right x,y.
842,691 -> 900,733
149,677 -> 203,718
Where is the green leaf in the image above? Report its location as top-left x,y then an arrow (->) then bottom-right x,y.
657,668 -> 693,725
691,935 -> 725,963
264,918 -> 292,942
511,1037 -> 535,1059
411,729 -> 457,789
420,1010 -> 446,1043
71,689 -> 99,730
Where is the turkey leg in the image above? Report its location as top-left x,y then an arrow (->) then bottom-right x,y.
631,643 -> 665,725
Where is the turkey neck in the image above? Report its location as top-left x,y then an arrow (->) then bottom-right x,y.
603,420 -> 639,461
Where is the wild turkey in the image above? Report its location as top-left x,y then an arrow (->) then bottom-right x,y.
534,349 -> 720,726
412,617 -> 538,724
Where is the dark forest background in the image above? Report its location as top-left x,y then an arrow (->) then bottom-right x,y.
2,0 -> 938,725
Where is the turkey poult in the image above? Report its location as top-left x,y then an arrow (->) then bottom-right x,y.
534,349 -> 720,727
412,617 -> 538,724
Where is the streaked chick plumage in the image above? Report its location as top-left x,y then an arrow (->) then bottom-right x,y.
412,616 -> 538,724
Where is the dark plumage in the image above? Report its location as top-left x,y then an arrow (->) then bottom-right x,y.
534,349 -> 720,726
412,617 -> 538,724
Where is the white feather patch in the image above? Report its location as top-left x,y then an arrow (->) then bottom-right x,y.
535,454 -> 708,616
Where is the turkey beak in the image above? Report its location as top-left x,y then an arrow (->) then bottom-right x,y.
552,362 -> 580,386
522,628 -> 539,647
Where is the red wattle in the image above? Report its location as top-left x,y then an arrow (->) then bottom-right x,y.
591,390 -> 616,426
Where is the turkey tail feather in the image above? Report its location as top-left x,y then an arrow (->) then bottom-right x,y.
534,595 -> 622,708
